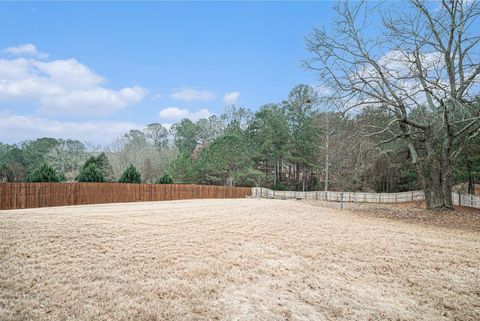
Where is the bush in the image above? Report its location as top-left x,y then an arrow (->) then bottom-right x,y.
58,172 -> 67,182
156,173 -> 174,184
28,163 -> 60,182
118,164 -> 141,183
77,163 -> 106,182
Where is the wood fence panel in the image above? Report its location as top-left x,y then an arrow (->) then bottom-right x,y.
0,182 -> 252,210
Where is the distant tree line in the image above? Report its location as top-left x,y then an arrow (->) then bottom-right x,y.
1,84 -> 479,194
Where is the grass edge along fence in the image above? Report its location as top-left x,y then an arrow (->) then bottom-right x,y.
252,187 -> 480,209
0,182 -> 252,210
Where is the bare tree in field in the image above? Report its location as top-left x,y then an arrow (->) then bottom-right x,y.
305,0 -> 480,209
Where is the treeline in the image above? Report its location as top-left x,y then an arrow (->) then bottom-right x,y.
1,84 -> 479,193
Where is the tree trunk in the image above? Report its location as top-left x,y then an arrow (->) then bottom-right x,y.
422,130 -> 453,210
441,150 -> 453,208
273,161 -> 277,186
423,163 -> 454,209
467,158 -> 474,194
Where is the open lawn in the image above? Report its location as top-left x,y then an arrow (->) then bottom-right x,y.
1,199 -> 479,321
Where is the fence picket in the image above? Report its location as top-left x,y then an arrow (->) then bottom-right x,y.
0,183 -> 252,210
251,187 -> 480,210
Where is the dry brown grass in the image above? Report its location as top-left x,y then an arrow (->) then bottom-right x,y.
1,199 -> 479,321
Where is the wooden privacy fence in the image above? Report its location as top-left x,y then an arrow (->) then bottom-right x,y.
252,187 -> 480,209
0,183 -> 252,210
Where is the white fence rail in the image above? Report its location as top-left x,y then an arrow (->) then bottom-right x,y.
452,193 -> 480,208
252,187 -> 480,209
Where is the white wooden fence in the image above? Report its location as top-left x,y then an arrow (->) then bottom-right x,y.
252,187 -> 480,209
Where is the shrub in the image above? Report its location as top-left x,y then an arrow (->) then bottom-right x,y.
118,164 -> 141,184
58,172 -> 67,182
156,173 -> 174,184
77,163 -> 106,182
28,163 -> 60,182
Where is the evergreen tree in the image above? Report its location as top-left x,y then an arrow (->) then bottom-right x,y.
169,153 -> 196,183
95,153 -> 115,181
28,163 -> 60,182
77,163 -> 106,182
196,125 -> 257,186
118,164 -> 142,183
156,173 -> 174,184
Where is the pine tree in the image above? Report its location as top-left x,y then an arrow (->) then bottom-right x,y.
77,163 -> 106,182
156,173 -> 174,184
95,153 -> 115,181
28,163 -> 60,182
118,164 -> 141,184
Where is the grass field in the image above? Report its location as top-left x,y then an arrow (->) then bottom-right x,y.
1,199 -> 479,321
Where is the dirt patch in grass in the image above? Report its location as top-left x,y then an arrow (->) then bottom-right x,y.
303,200 -> 480,232
1,199 -> 479,320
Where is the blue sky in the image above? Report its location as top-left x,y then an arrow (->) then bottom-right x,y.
0,1 -> 336,144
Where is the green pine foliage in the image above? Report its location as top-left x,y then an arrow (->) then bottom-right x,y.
95,153 -> 115,181
77,163 -> 106,182
28,163 -> 61,182
157,173 -> 174,184
195,126 -> 257,186
168,153 -> 196,184
118,164 -> 142,184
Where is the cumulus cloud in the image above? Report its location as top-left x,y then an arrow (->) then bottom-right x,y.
158,107 -> 189,119
0,45 -> 147,116
171,87 -> 215,101
190,108 -> 214,120
39,86 -> 146,116
158,107 -> 213,121
0,112 -> 144,144
3,44 -> 49,59
222,91 -> 240,104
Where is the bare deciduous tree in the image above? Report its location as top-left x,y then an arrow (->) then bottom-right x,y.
305,0 -> 480,208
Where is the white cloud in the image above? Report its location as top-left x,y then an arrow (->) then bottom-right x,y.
0,45 -> 147,116
0,112 -> 144,144
171,87 -> 215,101
190,108 -> 213,120
222,91 -> 240,104
39,86 -> 146,116
3,44 -> 49,59
158,107 -> 213,121
158,107 -> 189,119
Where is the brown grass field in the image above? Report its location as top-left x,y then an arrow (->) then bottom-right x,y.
1,199 -> 479,321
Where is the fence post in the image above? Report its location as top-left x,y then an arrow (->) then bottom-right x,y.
459,192 -> 461,206
340,193 -> 344,209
